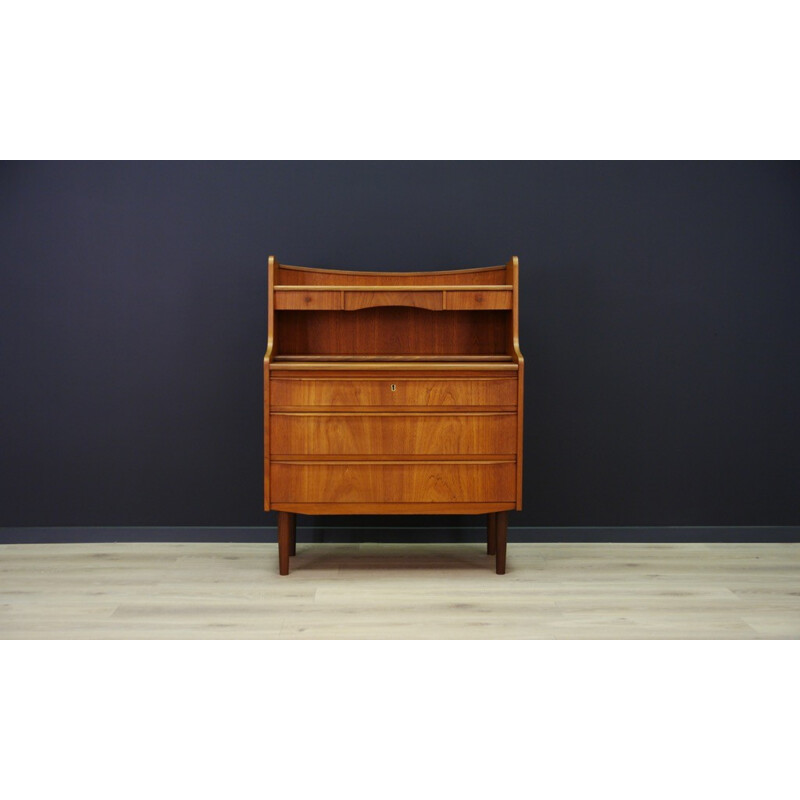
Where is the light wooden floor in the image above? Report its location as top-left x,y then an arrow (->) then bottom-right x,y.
1,541 -> 798,639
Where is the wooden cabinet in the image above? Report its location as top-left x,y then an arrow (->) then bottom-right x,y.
264,257 -> 524,574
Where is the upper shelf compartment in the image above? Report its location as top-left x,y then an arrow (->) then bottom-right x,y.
268,257 -> 522,361
274,286 -> 513,312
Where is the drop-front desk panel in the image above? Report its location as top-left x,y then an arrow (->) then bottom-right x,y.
264,258 -> 524,575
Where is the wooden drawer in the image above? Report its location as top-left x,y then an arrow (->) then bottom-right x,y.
271,377 -> 517,409
274,290 -> 342,310
270,462 -> 516,503
344,290 -> 442,311
445,290 -> 512,310
271,413 -> 517,455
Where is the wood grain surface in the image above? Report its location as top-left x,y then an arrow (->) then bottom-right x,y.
274,290 -> 343,310
270,413 -> 517,455
271,377 -> 517,408
276,263 -> 509,286
270,462 -> 516,504
344,290 -> 442,311
274,307 -> 509,356
444,290 -> 512,310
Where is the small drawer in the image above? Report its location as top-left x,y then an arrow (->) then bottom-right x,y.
445,290 -> 512,310
344,290 -> 443,311
274,290 -> 342,310
271,378 -> 517,408
270,462 -> 516,504
271,413 -> 517,456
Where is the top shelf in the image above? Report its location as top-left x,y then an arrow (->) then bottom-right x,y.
274,285 -> 513,312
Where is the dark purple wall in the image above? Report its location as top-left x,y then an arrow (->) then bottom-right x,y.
2,161 -> 799,532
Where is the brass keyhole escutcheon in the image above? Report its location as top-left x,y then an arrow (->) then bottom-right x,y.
390,384 -> 397,391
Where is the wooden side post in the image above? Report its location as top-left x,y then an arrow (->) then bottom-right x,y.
264,255 -> 277,511
506,256 -> 524,512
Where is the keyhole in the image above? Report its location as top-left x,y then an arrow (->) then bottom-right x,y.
390,384 -> 396,391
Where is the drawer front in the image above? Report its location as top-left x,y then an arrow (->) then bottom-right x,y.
344,290 -> 442,311
271,413 -> 517,455
270,462 -> 516,503
271,378 -> 517,408
274,290 -> 342,310
445,290 -> 512,310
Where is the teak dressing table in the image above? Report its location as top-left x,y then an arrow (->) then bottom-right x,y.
263,257 -> 524,574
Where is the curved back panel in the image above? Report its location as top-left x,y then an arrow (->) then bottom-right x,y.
276,263 -> 508,286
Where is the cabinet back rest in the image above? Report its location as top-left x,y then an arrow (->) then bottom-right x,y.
276,264 -> 508,286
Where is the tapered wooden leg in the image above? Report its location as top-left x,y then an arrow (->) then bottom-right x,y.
289,513 -> 297,556
495,511 -> 508,575
487,513 -> 497,555
278,511 -> 291,575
